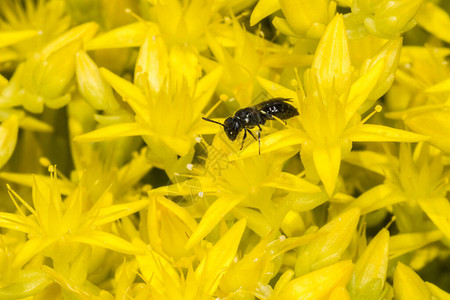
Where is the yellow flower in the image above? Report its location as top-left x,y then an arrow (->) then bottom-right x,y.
204,19 -> 307,107
402,107 -> 450,154
0,167 -> 147,270
220,232 -> 319,297
274,260 -> 354,300
0,0 -> 70,65
146,195 -> 197,261
134,218 -> 247,299
344,0 -> 423,39
348,228 -> 390,299
346,143 -> 450,240
0,22 -> 98,113
152,148 -> 321,250
277,0 -> 335,38
385,45 -> 450,112
240,15 -> 426,196
1,0 -> 450,297
0,73 -> 53,136
295,208 -> 360,275
74,16 -> 228,170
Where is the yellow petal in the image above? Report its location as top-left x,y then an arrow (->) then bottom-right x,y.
195,218 -> 247,295
329,286 -> 351,300
194,67 -> 223,117
13,238 -> 54,268
404,109 -> 450,153
312,14 -> 351,97
389,231 -> 443,259
344,150 -> 392,176
0,212 -> 32,233
425,77 -> 450,93
0,116 -> 18,169
220,233 -> 274,293
0,30 -> 38,48
347,184 -> 406,214
274,270 -> 295,295
73,122 -> 153,142
75,51 -> 118,111
237,129 -> 304,158
281,210 -> 306,237
85,22 -> 149,50
93,200 -> 150,226
29,40 -> 79,103
99,68 -> 148,121
416,2 -> 450,43
394,263 -> 432,300
261,172 -> 321,193
425,282 -> 450,299
312,144 -> 341,196
185,195 -> 244,250
350,228 -> 389,297
296,208 -> 360,275
156,195 -> 198,232
272,17 -> 299,37
251,0 -> 281,26
350,124 -> 428,143
0,48 -> 17,64
417,197 -> 450,240
0,270 -> 52,299
41,22 -> 98,59
17,115 -> 53,132
346,59 -> 385,119
257,76 -> 298,100
71,231 -> 144,255
277,260 -> 354,300
135,33 -> 168,93
363,38 -> 403,105
279,0 -> 330,37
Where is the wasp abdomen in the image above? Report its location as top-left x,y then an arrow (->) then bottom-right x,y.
256,98 -> 299,120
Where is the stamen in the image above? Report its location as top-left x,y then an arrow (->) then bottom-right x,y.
124,8 -> 147,23
384,215 -> 396,230
7,184 -> 36,215
361,105 -> 383,124
433,176 -> 449,193
294,68 -> 306,100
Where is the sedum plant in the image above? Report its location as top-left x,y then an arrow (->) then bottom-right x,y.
0,0 -> 449,299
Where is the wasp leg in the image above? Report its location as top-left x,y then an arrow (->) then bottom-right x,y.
240,129 -> 248,150
261,111 -> 287,125
247,129 -> 257,141
257,125 -> 262,155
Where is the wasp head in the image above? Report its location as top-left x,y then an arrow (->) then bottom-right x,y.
223,117 -> 242,141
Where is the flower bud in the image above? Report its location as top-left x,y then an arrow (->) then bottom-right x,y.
76,51 -> 119,111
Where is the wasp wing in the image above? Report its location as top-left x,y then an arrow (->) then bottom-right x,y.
255,98 -> 299,120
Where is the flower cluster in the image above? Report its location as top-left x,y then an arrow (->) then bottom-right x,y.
0,0 -> 449,299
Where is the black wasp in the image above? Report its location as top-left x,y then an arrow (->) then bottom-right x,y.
202,98 -> 299,154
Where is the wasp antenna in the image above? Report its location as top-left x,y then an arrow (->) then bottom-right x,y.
202,117 -> 225,127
